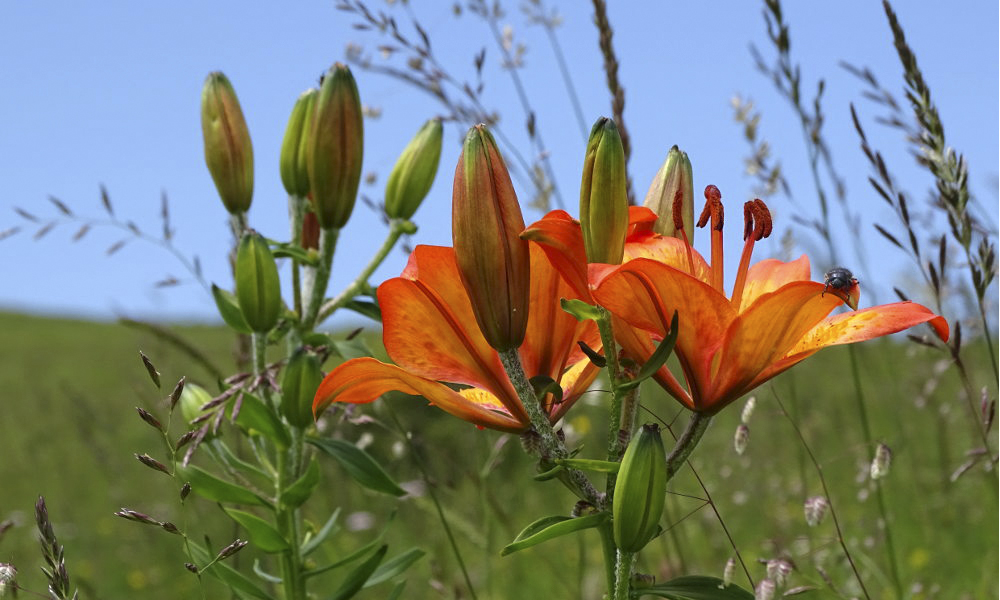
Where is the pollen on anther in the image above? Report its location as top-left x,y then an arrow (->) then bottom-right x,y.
697,185 -> 724,230
672,189 -> 686,232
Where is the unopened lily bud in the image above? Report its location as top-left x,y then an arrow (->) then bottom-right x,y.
235,231 -> 282,332
452,124 -> 530,351
579,117 -> 628,264
281,349 -> 324,428
643,145 -> 693,238
385,118 -> 443,220
201,72 -> 253,214
280,88 -> 317,198
179,382 -> 214,425
308,63 -> 363,229
613,423 -> 667,552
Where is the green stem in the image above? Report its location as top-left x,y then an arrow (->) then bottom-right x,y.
301,227 -> 339,331
498,348 -> 603,507
316,219 -> 412,323
977,300 -> 999,380
276,448 -> 305,600
598,522 -> 617,597
288,195 -> 306,317
664,412 -> 712,481
613,549 -> 635,600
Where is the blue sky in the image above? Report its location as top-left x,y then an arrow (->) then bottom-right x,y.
1,1 -> 996,326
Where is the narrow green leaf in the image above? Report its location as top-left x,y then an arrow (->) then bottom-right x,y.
211,284 -> 253,334
329,544 -> 388,600
269,241 -> 319,265
302,507 -> 342,556
532,463 -> 565,481
560,298 -> 602,322
176,464 -> 269,507
330,338 -> 374,361
188,540 -> 272,600
281,457 -> 320,508
252,559 -> 283,584
232,393 -> 290,448
555,458 -> 620,473
308,437 -> 406,497
224,508 -> 290,553
305,537 -> 382,578
500,512 -> 608,556
344,299 -> 382,322
619,311 -> 679,393
363,548 -> 425,587
632,576 -> 754,599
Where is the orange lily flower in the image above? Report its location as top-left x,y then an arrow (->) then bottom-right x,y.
524,186 -> 948,414
312,244 -> 600,433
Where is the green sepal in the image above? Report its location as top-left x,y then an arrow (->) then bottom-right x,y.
329,544 -> 388,600
232,392 -> 290,448
560,298 -> 602,322
212,284 -> 252,334
631,575 -> 754,599
281,457 -> 320,508
188,540 -> 271,600
307,437 -> 406,497
618,311 -> 679,393
224,508 -> 290,553
363,547 -> 426,588
500,512 -> 608,556
555,458 -> 621,473
176,464 -> 270,507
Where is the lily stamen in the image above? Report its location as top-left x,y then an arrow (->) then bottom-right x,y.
731,199 -> 772,312
673,189 -> 696,275
696,185 -> 725,292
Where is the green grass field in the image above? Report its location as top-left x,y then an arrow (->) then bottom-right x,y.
0,310 -> 995,599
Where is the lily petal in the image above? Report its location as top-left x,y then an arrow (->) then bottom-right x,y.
520,210 -> 590,299
789,301 -> 949,354
739,255 -> 811,310
314,357 -> 526,433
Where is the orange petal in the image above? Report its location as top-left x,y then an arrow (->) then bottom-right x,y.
592,258 -> 736,400
313,357 -> 527,433
521,211 -> 590,299
788,301 -> 949,354
624,234 -> 711,283
549,356 -> 602,423
739,255 -> 811,311
625,206 -> 659,239
379,246 -> 522,417
710,281 -> 840,406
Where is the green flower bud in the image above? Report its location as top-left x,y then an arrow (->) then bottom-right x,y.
452,125 -> 530,352
308,63 -> 363,229
384,118 -> 443,220
280,350 -> 323,428
179,382 -> 214,425
280,88 -> 317,198
613,423 -> 667,552
579,117 -> 628,264
643,145 -> 694,238
201,72 -> 254,214
235,231 -> 281,332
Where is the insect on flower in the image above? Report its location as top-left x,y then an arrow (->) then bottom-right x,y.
822,267 -> 856,295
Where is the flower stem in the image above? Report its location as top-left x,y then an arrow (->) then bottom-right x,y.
595,307 -> 633,495
612,549 -> 635,600
498,348 -> 602,506
301,227 -> 339,331
317,219 -> 412,323
288,195 -> 306,317
664,412 -> 712,481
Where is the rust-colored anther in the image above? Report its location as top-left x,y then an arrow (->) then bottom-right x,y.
697,185 -> 724,231
671,189 -> 686,232
743,199 -> 772,241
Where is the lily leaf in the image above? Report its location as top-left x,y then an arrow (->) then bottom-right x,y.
344,299 -> 382,322
619,311 -> 679,393
560,298 -> 602,322
268,241 -> 319,266
632,576 -> 754,599
307,437 -> 406,497
500,512 -> 608,556
363,547 -> 425,587
212,284 -> 252,334
176,464 -> 269,507
555,458 -> 620,473
281,457 -> 320,508
224,508 -> 290,553
329,544 -> 388,600
231,392 -> 290,448
301,507 -> 342,556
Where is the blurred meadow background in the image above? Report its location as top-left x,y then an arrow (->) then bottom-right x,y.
0,1 -> 997,599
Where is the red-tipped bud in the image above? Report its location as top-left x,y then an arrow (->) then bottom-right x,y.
201,72 -> 254,214
308,63 -> 363,229
580,117 -> 629,264
452,125 -> 530,351
643,145 -> 694,238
